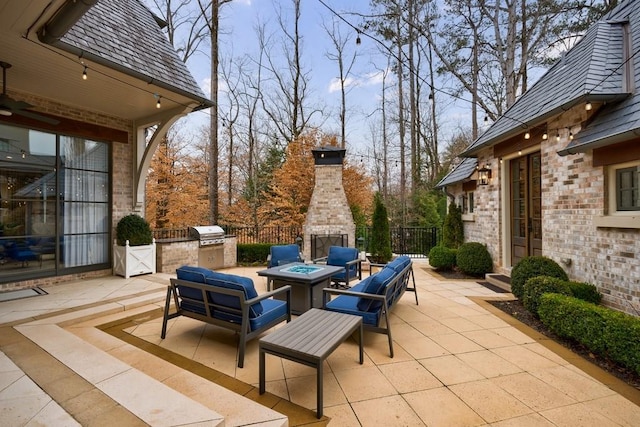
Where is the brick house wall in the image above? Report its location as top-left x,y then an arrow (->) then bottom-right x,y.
465,107 -> 640,314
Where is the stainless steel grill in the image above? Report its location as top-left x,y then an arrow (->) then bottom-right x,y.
190,226 -> 225,246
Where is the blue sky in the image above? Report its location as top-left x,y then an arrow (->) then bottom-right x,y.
150,0 -> 490,158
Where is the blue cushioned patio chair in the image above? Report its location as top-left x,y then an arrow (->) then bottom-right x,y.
313,245 -> 362,289
162,266 -> 291,368
266,244 -> 304,290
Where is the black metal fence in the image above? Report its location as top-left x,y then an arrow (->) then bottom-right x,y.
222,225 -> 303,245
355,226 -> 439,258
152,225 -> 439,258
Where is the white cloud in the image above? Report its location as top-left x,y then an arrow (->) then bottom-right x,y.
328,76 -> 356,93
327,70 -> 386,93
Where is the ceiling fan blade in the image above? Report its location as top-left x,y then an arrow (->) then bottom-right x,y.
12,109 -> 60,125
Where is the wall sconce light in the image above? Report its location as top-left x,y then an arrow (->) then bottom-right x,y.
477,165 -> 491,185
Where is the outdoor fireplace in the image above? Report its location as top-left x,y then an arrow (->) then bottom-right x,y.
303,146 -> 355,260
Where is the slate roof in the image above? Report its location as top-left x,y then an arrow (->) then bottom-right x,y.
55,0 -> 211,109
462,0 -> 633,157
560,0 -> 640,155
435,157 -> 478,188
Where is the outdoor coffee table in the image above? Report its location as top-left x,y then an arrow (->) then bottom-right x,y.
257,263 -> 345,314
259,308 -> 363,418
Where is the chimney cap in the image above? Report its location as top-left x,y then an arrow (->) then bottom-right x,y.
312,146 -> 346,165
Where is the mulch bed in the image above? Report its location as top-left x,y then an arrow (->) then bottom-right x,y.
428,267 -> 640,391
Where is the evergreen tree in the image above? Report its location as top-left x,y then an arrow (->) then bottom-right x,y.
442,201 -> 464,249
369,192 -> 392,263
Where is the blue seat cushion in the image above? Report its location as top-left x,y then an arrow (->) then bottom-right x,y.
356,267 -> 396,311
205,272 -> 264,317
176,266 -> 217,301
325,293 -> 380,326
269,244 -> 301,267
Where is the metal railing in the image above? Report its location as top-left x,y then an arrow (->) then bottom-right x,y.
152,225 -> 440,257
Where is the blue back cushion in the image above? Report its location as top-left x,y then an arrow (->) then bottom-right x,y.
356,267 -> 396,311
205,272 -> 264,318
176,265 -> 216,283
176,266 -> 217,301
269,244 -> 301,267
327,246 -> 358,269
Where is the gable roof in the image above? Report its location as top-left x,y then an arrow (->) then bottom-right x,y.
462,0 -> 634,157
47,0 -> 210,110
560,0 -> 640,155
435,157 -> 478,189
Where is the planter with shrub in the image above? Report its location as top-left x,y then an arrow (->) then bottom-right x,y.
113,214 -> 156,278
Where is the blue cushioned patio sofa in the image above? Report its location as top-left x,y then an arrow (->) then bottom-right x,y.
322,256 -> 418,357
161,266 -> 291,368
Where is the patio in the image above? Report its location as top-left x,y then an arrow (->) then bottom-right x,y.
1,259 -> 639,426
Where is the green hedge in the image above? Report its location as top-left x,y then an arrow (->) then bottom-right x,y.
510,256 -> 568,299
522,276 -> 572,315
538,294 -> 640,376
566,281 -> 602,305
456,242 -> 493,277
237,243 -> 272,264
428,246 -> 457,270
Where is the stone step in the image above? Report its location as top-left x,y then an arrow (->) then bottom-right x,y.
12,292 -> 288,427
485,273 -> 512,293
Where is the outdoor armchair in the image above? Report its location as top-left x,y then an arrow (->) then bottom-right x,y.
313,245 -> 362,289
266,244 -> 304,290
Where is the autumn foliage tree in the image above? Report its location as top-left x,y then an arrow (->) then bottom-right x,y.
145,129 -> 209,228
239,130 -> 374,229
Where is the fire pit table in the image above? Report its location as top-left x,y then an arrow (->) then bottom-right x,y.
257,262 -> 344,314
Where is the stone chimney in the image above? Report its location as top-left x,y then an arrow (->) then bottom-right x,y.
303,146 -> 355,260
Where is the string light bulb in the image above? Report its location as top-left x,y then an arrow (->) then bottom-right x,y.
524,131 -> 530,140
556,132 -> 561,142
428,91 -> 433,101
82,65 -> 88,80
356,31 -> 361,45
156,95 -> 161,109
585,101 -> 592,111
542,131 -> 548,140
569,130 -> 574,140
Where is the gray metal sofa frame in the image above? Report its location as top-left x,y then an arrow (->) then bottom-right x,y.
162,278 -> 291,368
322,258 -> 418,357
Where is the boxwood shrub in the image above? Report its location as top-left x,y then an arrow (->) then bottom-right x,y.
456,242 -> 493,277
566,281 -> 602,305
522,276 -> 572,316
237,243 -> 271,264
510,256 -> 568,299
428,245 -> 457,270
538,293 -> 640,376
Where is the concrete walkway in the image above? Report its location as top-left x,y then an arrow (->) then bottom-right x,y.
1,259 -> 639,426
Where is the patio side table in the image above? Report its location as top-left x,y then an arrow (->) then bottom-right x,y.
259,308 -> 363,418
